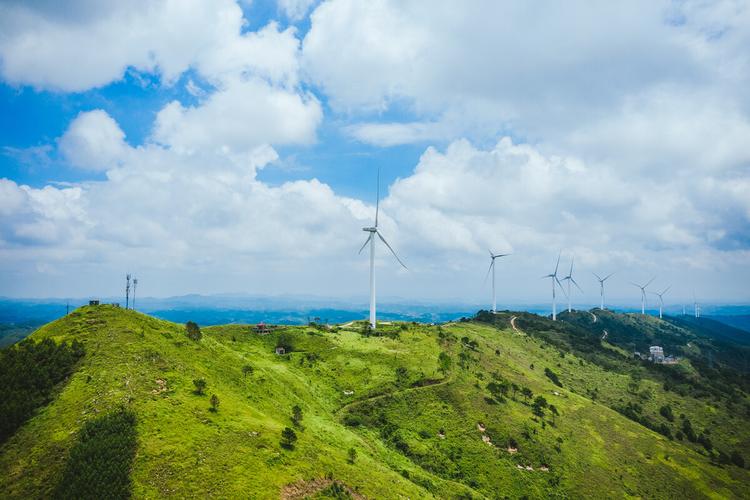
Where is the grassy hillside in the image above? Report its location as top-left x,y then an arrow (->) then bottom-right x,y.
0,305 -> 748,498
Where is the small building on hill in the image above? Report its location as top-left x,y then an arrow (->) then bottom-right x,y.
275,346 -> 286,355
255,322 -> 270,335
89,300 -> 100,306
649,346 -> 665,363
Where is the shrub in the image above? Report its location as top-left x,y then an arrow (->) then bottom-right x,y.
438,352 -> 452,375
347,447 -> 357,464
731,450 -> 745,468
185,321 -> 202,341
193,378 -> 207,395
276,332 -> 295,352
209,394 -> 220,412
659,405 -> 675,422
544,367 -> 563,387
242,364 -> 254,378
292,404 -> 303,426
280,427 -> 297,450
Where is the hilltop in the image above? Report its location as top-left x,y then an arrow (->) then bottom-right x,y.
0,305 -> 748,499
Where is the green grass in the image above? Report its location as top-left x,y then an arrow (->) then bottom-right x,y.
0,306 -> 748,499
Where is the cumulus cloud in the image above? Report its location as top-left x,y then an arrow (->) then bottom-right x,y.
59,110 -> 133,171
278,0 -> 317,21
0,0 -> 301,91
152,78 -> 322,154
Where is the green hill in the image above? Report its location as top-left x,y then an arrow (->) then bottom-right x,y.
0,305 -> 748,499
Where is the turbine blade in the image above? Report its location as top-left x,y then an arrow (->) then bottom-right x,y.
555,276 -> 569,297
604,272 -> 615,281
629,281 -> 641,288
358,234 -> 372,254
592,271 -> 602,281
483,259 -> 494,284
569,258 -> 574,276
376,230 -> 407,269
488,249 -> 494,258
644,276 -> 656,288
662,285 -> 671,295
571,277 -> 583,293
554,252 -> 561,275
375,168 -> 380,227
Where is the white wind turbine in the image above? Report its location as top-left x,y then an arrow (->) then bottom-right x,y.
560,257 -> 583,313
652,286 -> 670,319
631,277 -> 655,315
484,250 -> 510,313
542,253 -> 567,321
593,271 -> 615,310
359,170 -> 407,330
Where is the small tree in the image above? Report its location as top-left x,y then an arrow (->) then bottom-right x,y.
438,352 -> 452,375
521,387 -> 533,402
242,364 -> 254,378
549,404 -> 559,424
659,404 -> 674,422
277,332 -> 295,352
193,378 -> 207,395
185,321 -> 202,341
280,427 -> 298,450
347,447 -> 357,464
511,383 -> 520,400
291,405 -> 303,426
210,394 -> 220,412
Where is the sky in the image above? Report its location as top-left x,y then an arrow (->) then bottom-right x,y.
0,0 -> 749,308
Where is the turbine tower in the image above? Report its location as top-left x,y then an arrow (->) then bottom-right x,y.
631,277 -> 655,315
542,253 -> 566,321
560,258 -> 583,313
593,272 -> 614,310
652,286 -> 670,319
484,250 -> 510,313
125,273 -> 131,310
359,169 -> 407,330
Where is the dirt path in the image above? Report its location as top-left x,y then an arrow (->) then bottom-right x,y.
510,316 -> 522,334
590,312 -> 598,323
601,329 -> 608,341
336,375 -> 451,417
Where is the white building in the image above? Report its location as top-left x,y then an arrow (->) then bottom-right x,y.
649,346 -> 665,363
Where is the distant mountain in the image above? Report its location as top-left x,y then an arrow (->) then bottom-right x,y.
0,305 -> 747,498
708,314 -> 750,334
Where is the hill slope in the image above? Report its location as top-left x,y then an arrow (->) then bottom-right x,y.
0,305 -> 748,498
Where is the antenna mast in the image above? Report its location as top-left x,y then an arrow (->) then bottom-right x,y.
132,278 -> 138,311
126,273 -> 131,309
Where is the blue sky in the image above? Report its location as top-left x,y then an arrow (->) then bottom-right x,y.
0,0 -> 749,307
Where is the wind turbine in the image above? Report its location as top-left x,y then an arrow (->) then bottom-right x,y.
542,253 -> 567,321
484,250 -> 510,313
359,169 -> 407,330
593,271 -> 614,310
693,292 -> 700,318
630,277 -> 655,315
560,258 -> 583,313
651,286 -> 670,319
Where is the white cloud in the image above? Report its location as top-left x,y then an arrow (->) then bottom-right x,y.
59,110 -> 132,171
152,78 -> 322,154
278,0 -> 317,21
0,1 -> 301,92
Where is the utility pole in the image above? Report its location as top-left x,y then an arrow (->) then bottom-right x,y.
126,273 -> 131,310
132,278 -> 138,311
66,300 -> 70,315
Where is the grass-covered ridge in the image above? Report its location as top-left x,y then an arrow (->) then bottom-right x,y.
0,305 -> 748,498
